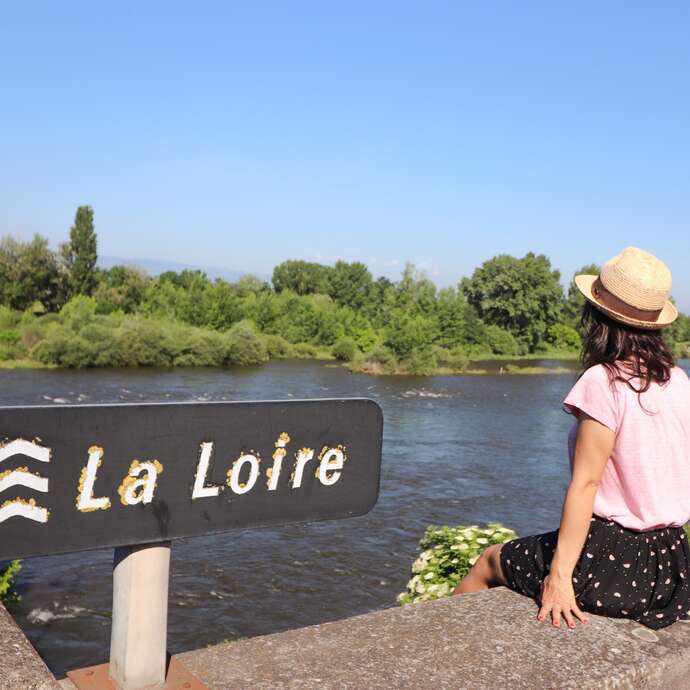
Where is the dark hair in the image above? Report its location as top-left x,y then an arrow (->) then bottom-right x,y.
578,301 -> 675,395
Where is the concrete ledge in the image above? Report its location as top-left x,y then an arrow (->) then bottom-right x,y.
5,587 -> 690,689
0,603 -> 60,690
178,587 -> 690,690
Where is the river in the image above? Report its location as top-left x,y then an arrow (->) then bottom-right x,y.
2,359 -> 688,676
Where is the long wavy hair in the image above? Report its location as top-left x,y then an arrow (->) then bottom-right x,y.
578,301 -> 675,395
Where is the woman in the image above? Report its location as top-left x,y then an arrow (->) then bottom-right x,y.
452,246 -> 690,630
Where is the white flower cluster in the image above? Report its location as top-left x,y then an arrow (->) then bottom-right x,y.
397,522 -> 518,605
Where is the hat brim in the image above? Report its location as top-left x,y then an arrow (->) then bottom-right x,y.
574,275 -> 678,330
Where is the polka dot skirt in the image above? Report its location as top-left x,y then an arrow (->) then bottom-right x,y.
499,514 -> 690,629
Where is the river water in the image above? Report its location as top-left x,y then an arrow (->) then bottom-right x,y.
2,359 -> 688,676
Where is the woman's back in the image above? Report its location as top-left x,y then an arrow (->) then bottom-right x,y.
565,362 -> 690,531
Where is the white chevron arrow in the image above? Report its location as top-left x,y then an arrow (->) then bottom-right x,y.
0,499 -> 49,524
0,470 -> 49,493
0,439 -> 51,464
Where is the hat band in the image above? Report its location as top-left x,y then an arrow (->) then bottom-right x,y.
592,277 -> 663,322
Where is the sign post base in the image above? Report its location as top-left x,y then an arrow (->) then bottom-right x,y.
66,656 -> 208,689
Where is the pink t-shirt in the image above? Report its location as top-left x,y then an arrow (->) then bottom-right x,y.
563,362 -> 690,531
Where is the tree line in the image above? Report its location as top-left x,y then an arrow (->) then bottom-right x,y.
1,206 -> 688,374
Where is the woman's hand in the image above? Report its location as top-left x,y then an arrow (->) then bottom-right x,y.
537,572 -> 589,628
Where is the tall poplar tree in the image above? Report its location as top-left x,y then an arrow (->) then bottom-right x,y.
63,205 -> 98,296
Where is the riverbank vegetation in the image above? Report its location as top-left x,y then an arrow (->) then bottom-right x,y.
2,207 -> 689,375
397,523 -> 519,604
0,560 -> 21,605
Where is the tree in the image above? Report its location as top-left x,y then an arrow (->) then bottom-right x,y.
383,309 -> 437,358
485,325 -> 519,355
394,262 -> 438,314
234,275 -> 270,296
327,260 -> 373,310
62,205 -> 98,296
363,276 -> 395,324
435,287 -> 467,349
563,263 -> 600,329
0,234 -> 63,311
665,303 -> 690,356
461,252 -> 564,353
272,260 -> 329,295
93,265 -> 148,313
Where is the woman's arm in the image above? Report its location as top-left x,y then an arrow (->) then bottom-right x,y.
538,411 -> 615,628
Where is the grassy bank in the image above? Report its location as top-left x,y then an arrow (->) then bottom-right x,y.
345,344 -> 579,376
469,350 -> 579,361
346,361 -> 575,376
0,359 -> 56,369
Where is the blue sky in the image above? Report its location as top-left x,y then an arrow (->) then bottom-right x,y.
2,2 -> 689,310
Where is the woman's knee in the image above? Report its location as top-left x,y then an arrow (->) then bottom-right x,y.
484,543 -> 508,586
470,543 -> 498,575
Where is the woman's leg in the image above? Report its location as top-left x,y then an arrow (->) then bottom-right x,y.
452,543 -> 510,594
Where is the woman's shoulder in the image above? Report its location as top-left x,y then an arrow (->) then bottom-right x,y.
576,362 -> 689,390
670,364 -> 690,386
566,364 -> 618,399
578,363 -> 614,385
564,363 -> 619,431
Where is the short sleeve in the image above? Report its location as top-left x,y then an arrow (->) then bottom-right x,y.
563,365 -> 619,433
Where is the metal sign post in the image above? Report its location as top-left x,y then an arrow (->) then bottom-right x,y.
0,398 -> 383,690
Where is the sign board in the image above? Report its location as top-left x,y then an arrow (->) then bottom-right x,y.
0,398 -> 383,560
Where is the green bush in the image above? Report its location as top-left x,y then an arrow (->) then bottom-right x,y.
28,315 -> 258,369
678,342 -> 690,359
0,329 -> 26,360
433,345 -> 469,371
174,329 -> 226,367
292,342 -> 319,358
263,334 -> 294,359
397,522 -> 519,605
82,324 -> 129,367
332,337 -> 359,362
225,321 -> 269,366
40,313 -> 61,325
20,322 -> 49,351
32,332 -> 94,368
365,345 -> 396,366
60,296 -> 98,332
403,347 -> 437,376
0,306 -> 19,330
384,312 -> 434,358
19,309 -> 38,326
485,325 -> 519,356
546,323 -> 581,351
117,319 -> 178,367
0,560 -> 21,604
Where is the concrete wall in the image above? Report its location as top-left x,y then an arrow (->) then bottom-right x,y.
178,587 -> 690,690
6,587 -> 690,689
0,603 -> 60,690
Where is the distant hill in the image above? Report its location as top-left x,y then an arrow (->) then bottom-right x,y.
98,256 -> 270,284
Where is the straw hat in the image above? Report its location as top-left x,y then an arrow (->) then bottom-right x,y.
574,246 -> 678,330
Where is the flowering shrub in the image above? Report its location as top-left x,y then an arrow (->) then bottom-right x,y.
397,522 -> 519,605
0,560 -> 21,605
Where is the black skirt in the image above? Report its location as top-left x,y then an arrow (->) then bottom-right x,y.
499,514 -> 690,629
